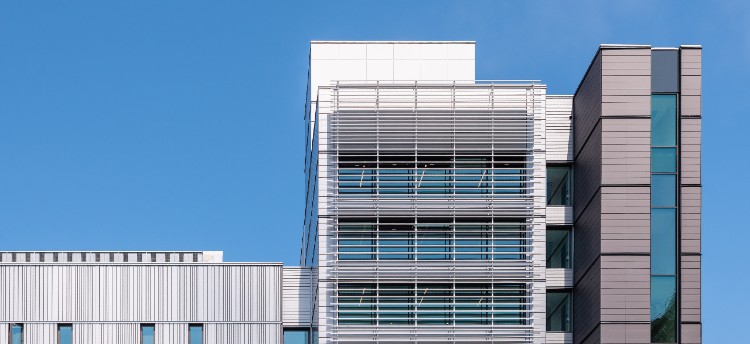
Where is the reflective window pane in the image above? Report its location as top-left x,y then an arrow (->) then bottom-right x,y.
651,95 -> 677,147
10,324 -> 23,344
188,325 -> 203,344
651,209 -> 677,275
58,325 -> 72,344
651,174 -> 676,207
651,277 -> 677,342
141,325 -> 154,344
651,148 -> 677,173
546,291 -> 571,332
283,329 -> 309,344
546,228 -> 572,269
547,166 -> 572,206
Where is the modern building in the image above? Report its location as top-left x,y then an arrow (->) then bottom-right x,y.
0,41 -> 701,344
301,41 -> 701,344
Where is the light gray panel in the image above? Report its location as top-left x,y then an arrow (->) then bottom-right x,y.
600,256 -> 650,324
681,118 -> 701,185
601,187 -> 650,254
282,267 -> 314,326
681,323 -> 702,344
600,323 -> 650,344
601,118 -> 651,185
681,186 -> 701,254
681,48 -> 702,117
681,255 -> 701,323
546,95 -> 574,161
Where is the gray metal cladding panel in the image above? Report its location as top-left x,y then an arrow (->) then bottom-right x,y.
681,186 -> 701,254
680,255 -> 701,323
601,187 -> 650,254
573,258 -> 601,344
651,50 -> 679,93
576,324 -> 600,344
680,47 -> 702,118
574,121 -> 602,222
547,95 -> 574,161
601,118 -> 650,185
599,323 -> 650,344
681,118 -> 701,185
282,267 -> 314,326
574,52 -> 602,156
574,190 -> 601,284
601,48 -> 650,118
0,264 -> 283,323
681,323 -> 702,344
600,255 -> 650,323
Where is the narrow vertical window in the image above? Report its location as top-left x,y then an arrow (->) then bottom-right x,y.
58,324 -> 72,344
546,227 -> 572,269
140,324 -> 155,344
10,324 -> 23,344
547,165 -> 572,206
546,291 -> 572,332
188,324 -> 203,344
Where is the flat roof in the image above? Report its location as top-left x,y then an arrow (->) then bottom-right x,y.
311,41 -> 475,44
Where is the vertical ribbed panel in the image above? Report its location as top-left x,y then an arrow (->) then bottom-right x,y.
0,264 -> 282,322
205,323 -> 281,344
0,264 -> 283,344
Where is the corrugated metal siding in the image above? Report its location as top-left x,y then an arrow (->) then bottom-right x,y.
546,96 -> 573,161
0,264 -> 283,344
282,267 -> 314,326
546,269 -> 573,289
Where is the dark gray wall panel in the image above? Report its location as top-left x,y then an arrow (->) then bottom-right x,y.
601,187 -> 650,254
573,258 -> 601,344
574,190 -> 601,284
574,121 -> 602,220
652,50 -> 679,93
574,52 -> 602,156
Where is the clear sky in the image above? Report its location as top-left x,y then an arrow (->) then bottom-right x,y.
0,1 -> 745,341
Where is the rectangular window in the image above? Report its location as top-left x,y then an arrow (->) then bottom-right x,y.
188,324 -> 203,344
546,291 -> 572,332
10,324 -> 23,344
546,227 -> 572,269
651,174 -> 676,207
651,95 -> 677,147
651,277 -> 677,342
547,165 -> 572,206
651,147 -> 677,173
58,324 -> 72,344
140,324 -> 155,344
651,208 -> 677,275
283,329 -> 309,344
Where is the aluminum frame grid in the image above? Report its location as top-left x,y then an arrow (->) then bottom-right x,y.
314,82 -> 547,343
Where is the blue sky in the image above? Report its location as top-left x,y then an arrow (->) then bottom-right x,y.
0,1 -> 746,341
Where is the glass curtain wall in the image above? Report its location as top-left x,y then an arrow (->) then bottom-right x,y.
650,94 -> 678,343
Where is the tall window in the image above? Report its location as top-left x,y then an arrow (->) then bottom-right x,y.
547,165 -> 572,206
10,324 -> 23,344
546,291 -> 572,332
188,324 -> 203,344
650,94 -> 678,343
140,324 -> 155,344
284,329 -> 310,344
58,324 -> 72,344
547,227 -> 572,269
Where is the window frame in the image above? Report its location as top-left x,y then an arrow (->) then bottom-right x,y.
546,163 -> 573,206
139,324 -> 155,344
57,324 -> 73,344
9,323 -> 23,344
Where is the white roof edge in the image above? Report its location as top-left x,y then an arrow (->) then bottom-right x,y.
548,95 -> 574,98
680,44 -> 702,48
600,44 -> 651,48
311,41 -> 475,44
